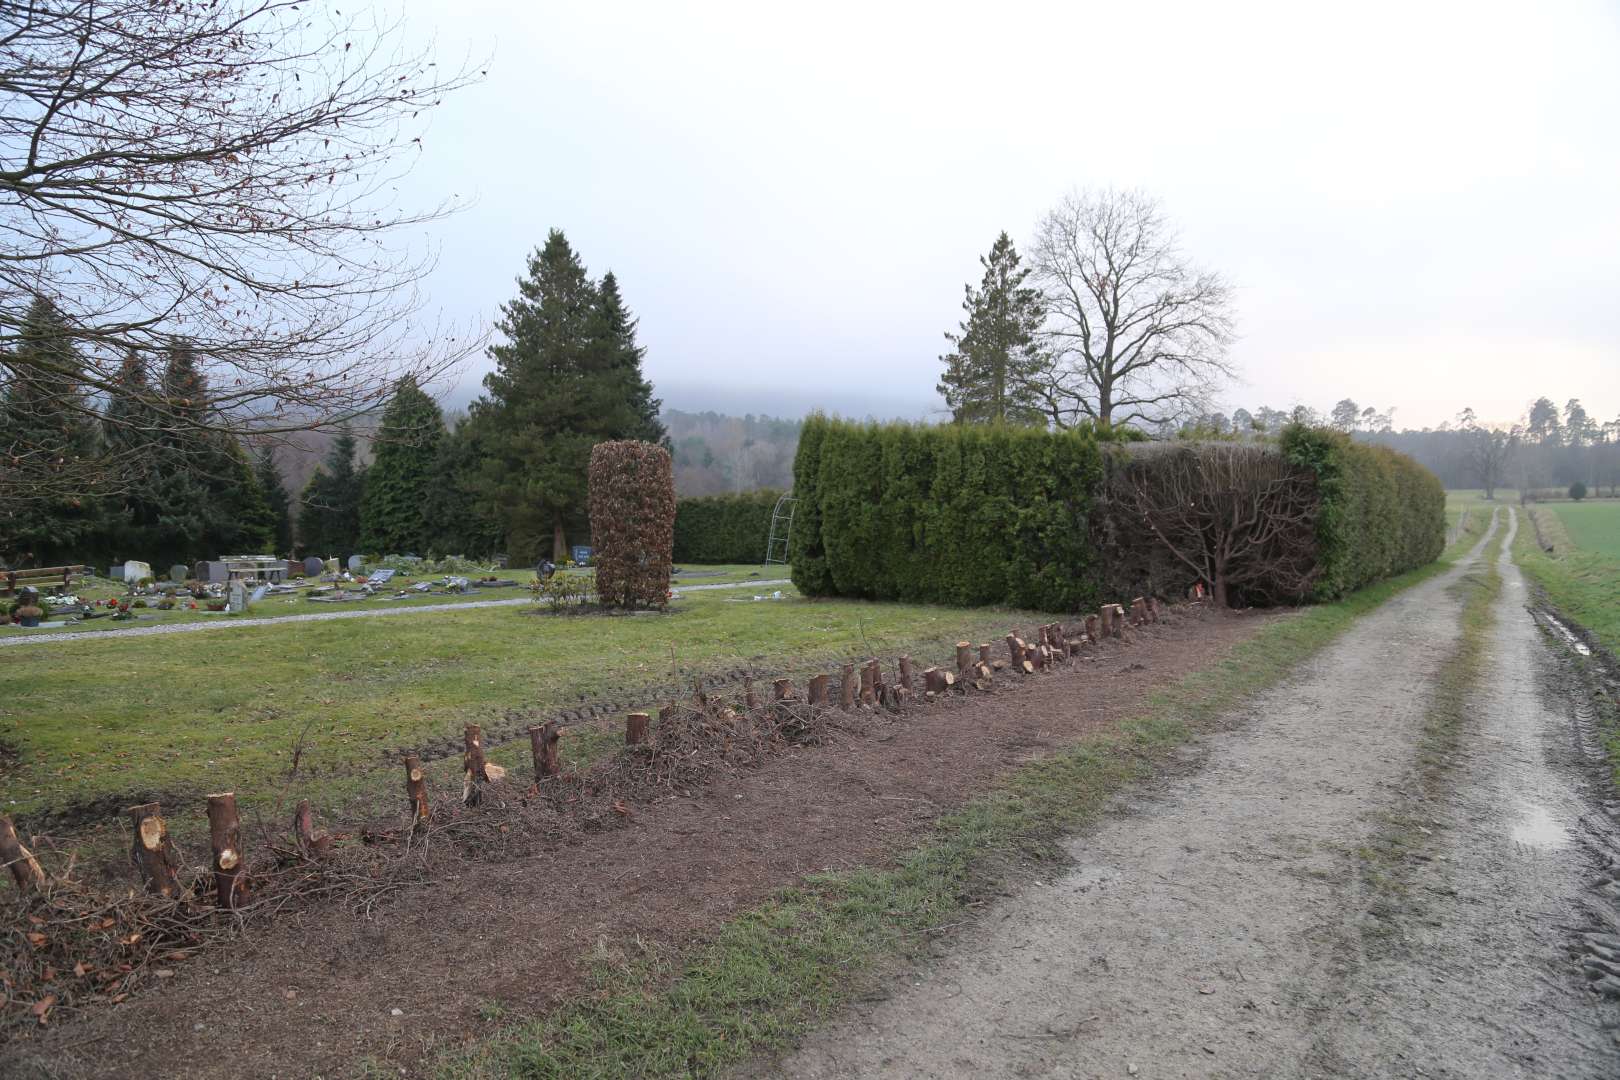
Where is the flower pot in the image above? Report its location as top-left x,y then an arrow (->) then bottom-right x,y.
19,616 -> 40,628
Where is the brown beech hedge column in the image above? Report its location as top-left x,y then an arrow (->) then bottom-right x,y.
588,440 -> 676,610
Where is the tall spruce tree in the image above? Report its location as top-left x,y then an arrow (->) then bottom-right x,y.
474,230 -> 664,562
359,376 -> 445,553
0,296 -> 105,566
254,446 -> 294,554
298,428 -> 364,555
592,271 -> 666,445
937,232 -> 1047,425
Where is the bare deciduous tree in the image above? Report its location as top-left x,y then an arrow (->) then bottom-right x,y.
1027,189 -> 1235,430
1112,442 -> 1319,607
1456,408 -> 1518,500
0,0 -> 478,503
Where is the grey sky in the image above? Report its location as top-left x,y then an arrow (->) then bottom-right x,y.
401,0 -> 1620,430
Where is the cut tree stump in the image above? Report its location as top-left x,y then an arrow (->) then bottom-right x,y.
126,802 -> 182,898
463,724 -> 490,806
743,676 -> 758,710
293,800 -> 332,859
0,813 -> 45,893
404,756 -> 431,832
773,677 -> 794,701
1085,614 -> 1100,643
626,712 -> 651,746
529,722 -> 562,782
859,660 -> 878,706
923,666 -> 955,694
1148,597 -> 1161,621
808,673 -> 830,705
978,643 -> 993,665
206,792 -> 245,911
1006,633 -> 1025,668
898,655 -> 914,695
840,663 -> 856,710
692,678 -> 707,709
955,641 -> 973,672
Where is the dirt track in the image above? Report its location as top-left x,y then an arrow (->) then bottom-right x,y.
768,508 -> 1620,1078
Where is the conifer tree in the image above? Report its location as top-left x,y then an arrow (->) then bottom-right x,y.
254,446 -> 294,554
421,414 -> 504,557
592,271 -> 666,445
473,230 -> 664,562
298,429 -> 364,555
0,296 -> 105,565
359,376 -> 445,553
937,232 -> 1047,425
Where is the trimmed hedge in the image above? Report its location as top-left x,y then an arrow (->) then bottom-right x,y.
588,440 -> 675,609
789,416 -> 1107,611
790,417 -> 1444,612
1280,425 -> 1445,601
672,490 -> 781,564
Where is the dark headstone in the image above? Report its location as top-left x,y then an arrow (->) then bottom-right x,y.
302,556 -> 324,577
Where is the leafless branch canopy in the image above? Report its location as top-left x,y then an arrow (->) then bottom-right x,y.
1111,442 -> 1319,606
1028,189 -> 1235,431
0,0 -> 479,493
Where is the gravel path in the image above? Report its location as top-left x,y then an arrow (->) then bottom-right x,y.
769,509 -> 1620,1078
0,579 -> 791,648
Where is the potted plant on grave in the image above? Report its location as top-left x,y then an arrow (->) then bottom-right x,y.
16,604 -> 44,628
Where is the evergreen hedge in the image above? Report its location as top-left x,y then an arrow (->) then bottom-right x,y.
1280,425 -> 1445,600
788,416 -> 1106,611
588,440 -> 675,609
672,490 -> 781,564
791,417 -> 1444,612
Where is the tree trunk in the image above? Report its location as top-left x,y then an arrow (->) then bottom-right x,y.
463,724 -> 489,806
127,802 -> 182,898
528,722 -> 561,782
206,793 -> 245,911
1213,573 -> 1229,608
898,655 -> 914,695
0,813 -> 45,892
293,800 -> 332,858
404,756 -> 431,831
839,663 -> 856,710
955,641 -> 973,672
859,660 -> 879,705
807,673 -> 828,705
773,677 -> 795,701
978,644 -> 993,665
552,521 -> 568,564
626,712 -> 650,745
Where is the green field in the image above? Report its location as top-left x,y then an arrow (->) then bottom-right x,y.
0,573 -> 1047,842
1546,499 -> 1620,559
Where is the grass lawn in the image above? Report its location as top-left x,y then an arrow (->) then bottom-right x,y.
0,579 -> 1052,839
1546,499 -> 1620,559
1514,503 -> 1620,657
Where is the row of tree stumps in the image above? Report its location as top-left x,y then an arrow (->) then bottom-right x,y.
0,596 -> 1165,906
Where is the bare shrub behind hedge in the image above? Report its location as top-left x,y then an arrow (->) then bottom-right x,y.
588,441 -> 675,609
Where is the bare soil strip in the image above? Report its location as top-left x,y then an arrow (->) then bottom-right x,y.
766,509 -> 1620,1078
5,604 -> 1268,1078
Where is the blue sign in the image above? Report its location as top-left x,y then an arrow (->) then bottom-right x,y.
571,545 -> 594,565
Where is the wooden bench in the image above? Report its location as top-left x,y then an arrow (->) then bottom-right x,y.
2,565 -> 87,596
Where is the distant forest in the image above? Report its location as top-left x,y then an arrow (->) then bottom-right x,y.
663,409 -> 802,495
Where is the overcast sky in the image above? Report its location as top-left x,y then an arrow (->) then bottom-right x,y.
398,0 -> 1620,430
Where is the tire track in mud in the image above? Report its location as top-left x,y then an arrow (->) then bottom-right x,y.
765,509 -> 1620,1079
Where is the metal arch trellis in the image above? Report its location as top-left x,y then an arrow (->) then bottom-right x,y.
764,493 -> 797,567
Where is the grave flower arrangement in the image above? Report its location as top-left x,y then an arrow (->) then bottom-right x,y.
15,604 -> 44,627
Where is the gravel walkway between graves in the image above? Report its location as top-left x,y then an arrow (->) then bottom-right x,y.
760,508 -> 1620,1079
0,579 -> 792,648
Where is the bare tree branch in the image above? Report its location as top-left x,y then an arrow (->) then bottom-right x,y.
1028,189 -> 1235,430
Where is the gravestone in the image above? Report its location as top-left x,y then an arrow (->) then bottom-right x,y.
323,558 -> 338,576
348,555 -> 364,574
123,560 -> 152,585
302,556 -> 324,577
228,580 -> 246,614
169,564 -> 188,583
368,568 -> 396,585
